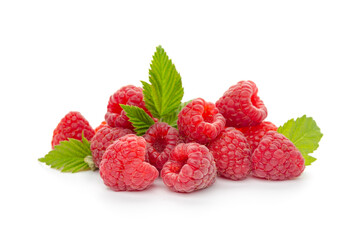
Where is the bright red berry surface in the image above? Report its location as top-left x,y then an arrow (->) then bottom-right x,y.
100,134 -> 159,191
216,80 -> 267,128
161,143 -> 217,193
208,128 -> 252,180
251,131 -> 305,180
51,111 -> 95,148
237,121 -> 277,153
177,98 -> 226,144
143,122 -> 180,171
105,85 -> 150,129
90,124 -> 134,168
94,121 -> 107,133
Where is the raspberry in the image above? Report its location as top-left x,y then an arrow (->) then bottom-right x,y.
161,143 -> 217,193
94,121 -> 107,133
177,98 -> 226,144
105,85 -> 150,129
208,128 -> 251,180
251,131 -> 305,180
237,121 -> 277,153
143,122 -> 180,171
216,80 -> 267,128
100,134 -> 159,191
51,111 -> 95,148
90,124 -> 134,168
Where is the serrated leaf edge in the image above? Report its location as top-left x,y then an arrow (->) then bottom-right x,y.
278,115 -> 323,166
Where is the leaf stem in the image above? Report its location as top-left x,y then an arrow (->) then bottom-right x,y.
84,155 -> 97,171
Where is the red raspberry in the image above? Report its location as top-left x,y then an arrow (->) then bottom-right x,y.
177,98 -> 226,144
208,128 -> 251,180
251,131 -> 305,180
100,134 -> 159,191
161,143 -> 217,193
143,122 -> 180,171
94,121 -> 107,133
51,111 -> 95,148
90,124 -> 134,168
216,80 -> 267,128
237,121 -> 277,153
105,85 -> 150,129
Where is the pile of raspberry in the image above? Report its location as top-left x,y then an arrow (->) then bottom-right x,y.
52,82 -> 305,193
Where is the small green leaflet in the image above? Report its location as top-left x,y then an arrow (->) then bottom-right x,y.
141,45 -> 184,121
120,104 -> 155,135
277,115 -> 323,166
38,134 -> 94,173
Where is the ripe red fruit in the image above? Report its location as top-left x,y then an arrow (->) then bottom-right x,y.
90,124 -> 134,168
100,134 -> 159,191
216,80 -> 267,128
237,121 -> 277,153
161,143 -> 217,193
105,85 -> 150,129
208,128 -> 252,180
51,111 -> 95,148
143,122 -> 180,171
94,121 -> 107,133
251,131 -> 305,180
177,98 -> 226,144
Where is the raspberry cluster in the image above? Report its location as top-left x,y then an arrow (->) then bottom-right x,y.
41,46 -> 322,195
49,80 -> 308,193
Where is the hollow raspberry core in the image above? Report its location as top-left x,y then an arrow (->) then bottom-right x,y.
161,143 -> 217,193
143,122 -> 180,171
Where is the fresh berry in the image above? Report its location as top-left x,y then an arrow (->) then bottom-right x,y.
143,122 -> 180,171
216,80 -> 267,128
177,98 -> 226,144
51,111 -> 95,148
161,143 -> 217,193
90,124 -> 134,168
237,121 -> 277,153
105,85 -> 150,129
251,131 -> 305,180
94,121 -> 107,133
208,128 -> 251,180
100,134 -> 159,191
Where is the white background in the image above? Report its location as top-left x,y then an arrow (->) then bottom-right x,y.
1,1 -> 359,239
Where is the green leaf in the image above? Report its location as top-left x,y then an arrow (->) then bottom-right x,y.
142,45 -> 184,119
38,134 -> 93,173
120,104 -> 155,135
141,81 -> 156,117
303,155 -> 317,166
277,115 -> 323,166
162,100 -> 193,128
